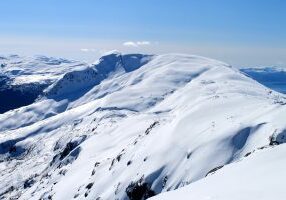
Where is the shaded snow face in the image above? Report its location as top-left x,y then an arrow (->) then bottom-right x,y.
151,143 -> 286,200
43,53 -> 153,100
0,53 -> 286,200
0,82 -> 48,114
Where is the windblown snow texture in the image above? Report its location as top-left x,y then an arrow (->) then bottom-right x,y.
0,53 -> 286,200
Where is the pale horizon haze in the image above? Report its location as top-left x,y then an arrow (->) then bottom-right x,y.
0,0 -> 285,67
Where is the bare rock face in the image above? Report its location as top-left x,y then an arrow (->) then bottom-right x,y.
126,180 -> 156,200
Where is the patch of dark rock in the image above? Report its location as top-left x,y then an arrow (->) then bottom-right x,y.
109,159 -> 116,170
186,152 -> 192,159
127,160 -> 132,166
143,157 -> 148,162
74,193 -> 79,198
116,154 -> 123,162
269,135 -> 280,146
53,140 -> 62,151
73,119 -> 83,127
110,152 -> 125,170
51,146 -> 81,168
270,140 -> 279,145
91,162 -> 100,175
162,176 -> 168,189
84,192 -> 89,197
274,100 -> 286,105
60,141 -> 78,160
94,162 -> 100,167
59,169 -> 68,176
115,182 -> 121,195
126,180 -> 156,200
51,136 -> 86,167
258,146 -> 268,150
145,121 -> 159,135
244,152 -> 252,157
24,177 -> 35,189
86,182 -> 94,190
60,147 -> 81,167
205,165 -> 224,177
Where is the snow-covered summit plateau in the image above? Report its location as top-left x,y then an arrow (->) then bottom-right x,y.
0,53 -> 286,200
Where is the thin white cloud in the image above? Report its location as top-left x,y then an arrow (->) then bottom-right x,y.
123,41 -> 137,47
80,48 -> 96,52
123,41 -> 151,47
137,41 -> 150,45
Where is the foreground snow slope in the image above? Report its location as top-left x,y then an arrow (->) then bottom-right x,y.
152,143 -> 286,200
0,53 -> 286,200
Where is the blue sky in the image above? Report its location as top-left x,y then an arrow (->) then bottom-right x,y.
0,0 -> 285,67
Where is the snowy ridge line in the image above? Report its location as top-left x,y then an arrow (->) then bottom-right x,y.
42,53 -> 153,99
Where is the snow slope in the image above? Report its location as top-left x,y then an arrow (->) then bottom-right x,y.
0,53 -> 286,200
151,143 -> 286,200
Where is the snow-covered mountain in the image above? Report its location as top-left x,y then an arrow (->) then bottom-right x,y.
0,55 -> 87,113
0,53 -> 286,200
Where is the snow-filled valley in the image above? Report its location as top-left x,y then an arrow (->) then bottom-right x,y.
0,52 -> 286,200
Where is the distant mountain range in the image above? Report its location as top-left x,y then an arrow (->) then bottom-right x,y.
241,67 -> 286,94
1,54 -> 285,114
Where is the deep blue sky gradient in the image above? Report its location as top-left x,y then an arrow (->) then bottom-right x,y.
0,0 -> 285,66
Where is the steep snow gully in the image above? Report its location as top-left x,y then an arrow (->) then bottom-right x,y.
0,53 -> 286,200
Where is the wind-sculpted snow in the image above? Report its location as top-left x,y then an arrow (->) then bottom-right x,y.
151,143 -> 286,200
0,53 -> 286,200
